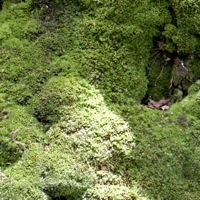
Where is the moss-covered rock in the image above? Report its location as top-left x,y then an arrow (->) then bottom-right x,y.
30,75 -> 98,123
0,74 -> 147,200
119,103 -> 200,199
1,0 -> 200,199
171,80 -> 200,118
0,101 -> 44,168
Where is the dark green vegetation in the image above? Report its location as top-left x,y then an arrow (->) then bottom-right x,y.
0,0 -> 200,199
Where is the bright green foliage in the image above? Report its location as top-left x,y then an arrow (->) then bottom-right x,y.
0,1 -> 60,104
67,0 -> 169,103
30,75 -> 97,123
1,75 -> 147,199
1,0 -> 200,200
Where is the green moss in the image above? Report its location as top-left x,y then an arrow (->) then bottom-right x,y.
0,103 -> 44,168
171,81 -> 200,118
0,2 -> 49,104
118,102 -> 200,199
38,75 -> 146,199
161,0 -> 200,55
1,143 -> 93,199
30,75 -> 97,123
83,185 -> 147,200
188,80 -> 200,95
1,0 -> 200,199
53,0 -> 171,104
3,84 -> 200,199
0,76 -> 147,199
0,36 -> 52,104
146,56 -> 172,100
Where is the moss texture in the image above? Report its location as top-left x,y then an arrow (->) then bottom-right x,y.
0,0 -> 200,199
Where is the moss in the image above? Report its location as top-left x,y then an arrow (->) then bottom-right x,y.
0,103 -> 44,168
30,75 -> 97,123
117,102 -> 200,199
0,75 -> 147,199
83,185 -> 147,200
188,80 -> 200,95
13,75 -> 199,199
1,143 -> 94,199
38,75 -> 147,199
171,81 -> 200,118
0,36 -> 52,104
0,2 -> 51,104
1,0 -> 200,199
161,0 -> 200,55
53,0 -> 171,104
146,55 -> 172,101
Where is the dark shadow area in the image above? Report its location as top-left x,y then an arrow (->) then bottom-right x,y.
43,181 -> 88,200
0,0 -> 3,10
142,36 -> 194,104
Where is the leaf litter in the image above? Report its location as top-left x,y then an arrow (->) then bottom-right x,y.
147,97 -> 171,110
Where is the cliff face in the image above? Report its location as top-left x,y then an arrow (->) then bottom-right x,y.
0,1 -> 200,199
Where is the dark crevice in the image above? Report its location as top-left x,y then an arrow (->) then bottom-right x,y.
142,35 -> 193,104
0,0 -> 2,10
142,3 -> 192,104
51,196 -> 68,200
168,5 -> 178,27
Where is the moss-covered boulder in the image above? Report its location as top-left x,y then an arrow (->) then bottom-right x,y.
0,74 -> 147,200
0,1 -> 65,105
1,0 -> 200,199
30,75 -> 99,123
0,100 -> 44,168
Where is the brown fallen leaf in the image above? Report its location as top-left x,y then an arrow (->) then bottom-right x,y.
147,97 -> 171,111
149,99 -> 161,108
163,98 -> 171,105
147,102 -> 156,109
160,105 -> 169,111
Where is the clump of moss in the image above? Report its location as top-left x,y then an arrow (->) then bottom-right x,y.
188,80 -> 200,94
30,75 -> 97,123
46,0 -> 171,104
0,101 -> 44,168
1,74 -> 147,200
39,74 -> 147,199
0,0 -> 74,105
171,80 -> 200,118
167,0 -> 200,55
1,0 -> 200,199
1,142 -> 94,199
116,102 -> 200,199
0,1 -> 47,103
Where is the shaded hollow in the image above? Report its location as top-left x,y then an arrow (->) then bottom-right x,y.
142,39 -> 194,104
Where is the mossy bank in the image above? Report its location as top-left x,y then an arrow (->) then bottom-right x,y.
0,0 -> 200,199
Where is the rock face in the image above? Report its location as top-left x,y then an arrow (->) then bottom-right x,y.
170,57 -> 191,102
171,57 -> 189,89
173,57 -> 188,83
